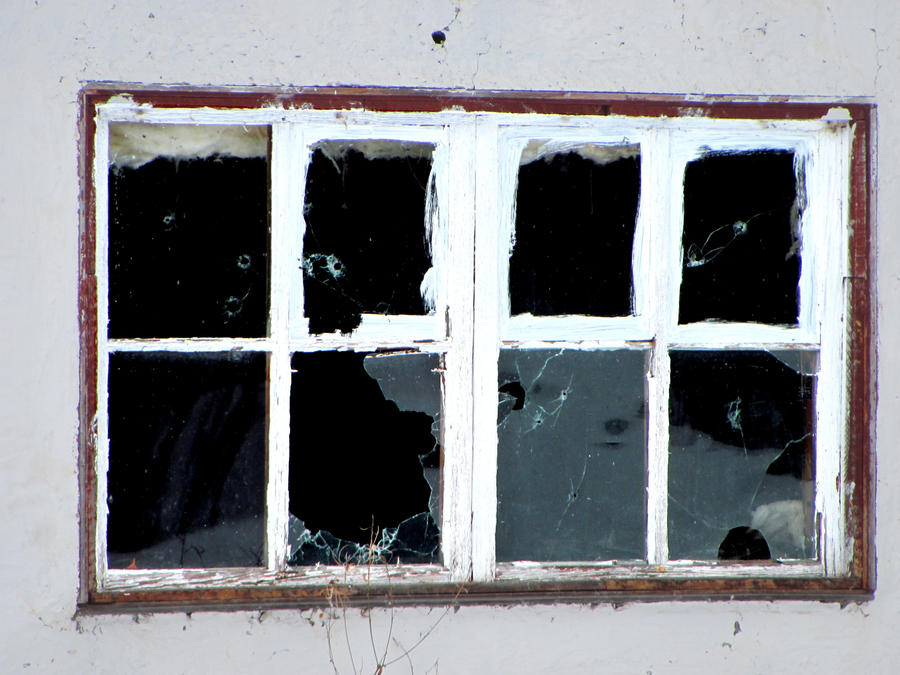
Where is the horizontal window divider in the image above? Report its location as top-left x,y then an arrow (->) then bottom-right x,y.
102,565 -> 452,592
286,339 -> 450,353
666,341 -> 822,351
289,316 -> 445,343
107,338 -> 273,352
495,561 -> 824,581
500,339 -> 652,350
671,323 -> 819,345
503,316 -> 652,342
100,559 -> 824,595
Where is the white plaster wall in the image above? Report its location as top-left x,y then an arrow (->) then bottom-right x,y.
1,0 -> 897,671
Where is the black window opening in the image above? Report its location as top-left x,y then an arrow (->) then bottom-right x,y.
288,351 -> 442,566
302,141 -> 437,335
679,150 -> 802,326
509,143 -> 641,317
107,125 -> 270,339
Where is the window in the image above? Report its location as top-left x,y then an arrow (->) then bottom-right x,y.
79,88 -> 874,606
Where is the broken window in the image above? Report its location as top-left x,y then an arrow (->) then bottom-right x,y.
497,349 -> 647,561
679,150 -> 802,325
288,351 -> 441,565
108,123 -> 269,339
510,143 -> 640,317
302,141 -> 437,334
83,91 -> 870,607
668,350 -> 815,561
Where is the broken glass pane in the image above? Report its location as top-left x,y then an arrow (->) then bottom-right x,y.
302,141 -> 436,334
288,351 -> 441,565
496,348 -> 647,562
679,150 -> 802,325
668,350 -> 816,561
106,352 -> 266,569
108,124 -> 269,339
509,143 -> 640,317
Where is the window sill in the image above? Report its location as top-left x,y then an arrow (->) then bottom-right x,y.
82,563 -> 871,612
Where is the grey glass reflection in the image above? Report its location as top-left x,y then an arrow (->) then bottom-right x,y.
288,351 -> 441,565
668,350 -> 816,561
107,352 -> 266,569
496,349 -> 647,562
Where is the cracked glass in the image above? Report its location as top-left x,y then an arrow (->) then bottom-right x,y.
302,141 -> 436,335
668,350 -> 816,561
509,143 -> 641,317
108,126 -> 269,339
106,352 -> 267,569
288,351 -> 441,565
496,349 -> 647,562
679,150 -> 802,325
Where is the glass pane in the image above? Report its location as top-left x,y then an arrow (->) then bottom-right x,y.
510,143 -> 640,317
302,141 -> 436,334
107,352 -> 266,569
288,351 -> 441,565
496,349 -> 647,562
668,350 -> 816,561
679,150 -> 802,325
108,123 -> 269,339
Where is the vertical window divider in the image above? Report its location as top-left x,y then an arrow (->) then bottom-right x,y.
472,117 -> 502,582
94,112 -> 111,585
443,118 -> 478,582
814,125 -> 853,576
644,128 -> 679,566
266,122 -> 302,571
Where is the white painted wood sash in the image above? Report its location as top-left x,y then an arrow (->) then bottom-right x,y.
93,100 -> 853,591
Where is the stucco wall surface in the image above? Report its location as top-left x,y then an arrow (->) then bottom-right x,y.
1,1 -> 898,672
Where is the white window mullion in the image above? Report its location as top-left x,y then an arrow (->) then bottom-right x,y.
442,119 -> 477,582
644,128 -> 680,566
266,122 -> 304,570
471,117 -> 503,582
94,113 -> 111,585
814,125 -> 853,575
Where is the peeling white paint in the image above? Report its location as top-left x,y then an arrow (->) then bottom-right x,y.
312,138 -> 435,162
519,140 -> 640,165
92,102 -> 856,592
108,122 -> 268,168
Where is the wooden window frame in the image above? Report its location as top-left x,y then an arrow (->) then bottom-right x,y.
78,86 -> 875,610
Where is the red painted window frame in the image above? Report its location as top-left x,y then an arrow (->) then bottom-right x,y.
78,86 -> 875,609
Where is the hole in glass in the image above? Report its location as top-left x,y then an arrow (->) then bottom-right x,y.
288,351 -> 441,565
107,124 -> 269,339
302,141 -> 436,335
679,150 -> 803,325
668,350 -> 816,561
496,348 -> 647,562
509,143 -> 640,317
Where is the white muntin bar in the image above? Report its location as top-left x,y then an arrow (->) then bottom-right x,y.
107,338 -> 272,352
643,128 -> 679,566
812,124 -> 853,575
471,117 -> 503,582
441,118 -> 477,582
93,113 -> 111,586
267,122 -> 304,570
